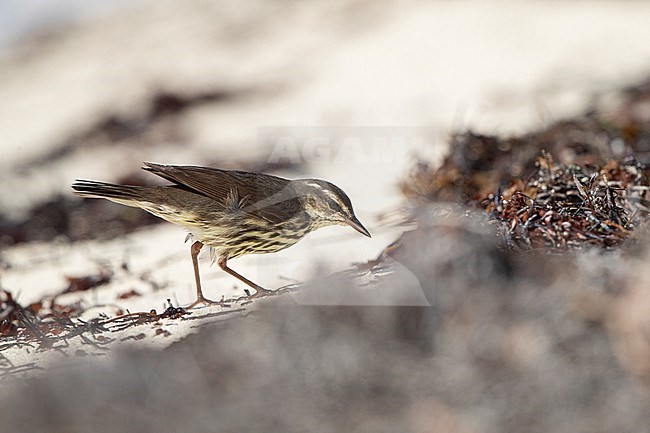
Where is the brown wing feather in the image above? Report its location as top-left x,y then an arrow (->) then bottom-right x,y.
142,162 -> 302,224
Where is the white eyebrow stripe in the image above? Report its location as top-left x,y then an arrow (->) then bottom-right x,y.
304,181 -> 347,208
323,189 -> 339,202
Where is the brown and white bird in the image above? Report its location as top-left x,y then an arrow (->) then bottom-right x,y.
72,163 -> 370,307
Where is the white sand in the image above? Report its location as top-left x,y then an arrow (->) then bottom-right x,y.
1,0 -> 650,375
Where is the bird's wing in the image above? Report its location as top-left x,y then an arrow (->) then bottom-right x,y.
142,162 -> 302,224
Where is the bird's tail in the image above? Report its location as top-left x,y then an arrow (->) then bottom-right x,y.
71,180 -> 147,206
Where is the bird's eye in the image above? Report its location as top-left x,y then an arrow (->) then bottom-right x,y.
325,199 -> 340,212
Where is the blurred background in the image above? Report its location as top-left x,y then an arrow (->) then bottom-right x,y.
2,1 -> 650,432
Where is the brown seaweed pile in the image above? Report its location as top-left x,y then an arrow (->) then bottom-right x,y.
401,79 -> 650,251
0,288 -> 188,371
489,153 -> 649,251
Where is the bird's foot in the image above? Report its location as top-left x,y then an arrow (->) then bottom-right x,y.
249,287 -> 275,299
241,286 -> 292,300
186,296 -> 230,309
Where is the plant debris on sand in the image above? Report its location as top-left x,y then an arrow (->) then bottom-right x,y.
0,289 -> 189,364
489,152 -> 649,251
402,79 -> 650,251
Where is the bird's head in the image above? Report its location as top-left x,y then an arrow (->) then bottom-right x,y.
292,179 -> 371,237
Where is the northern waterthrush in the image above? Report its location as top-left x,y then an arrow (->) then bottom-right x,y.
72,163 -> 370,307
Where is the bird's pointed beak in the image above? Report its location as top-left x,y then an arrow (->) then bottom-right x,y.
344,216 -> 371,238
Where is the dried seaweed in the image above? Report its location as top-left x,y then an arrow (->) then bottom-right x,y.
487,153 -> 649,251
401,79 -> 650,252
61,270 -> 113,294
0,290 -> 190,352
